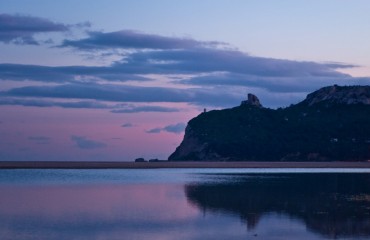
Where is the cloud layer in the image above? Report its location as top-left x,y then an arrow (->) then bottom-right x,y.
0,97 -> 111,109
147,123 -> 186,134
1,15 -> 369,111
71,136 -> 106,149
111,106 -> 180,113
1,83 -> 244,107
121,123 -> 134,128
28,136 -> 51,144
0,14 -> 70,45
61,30 -> 225,50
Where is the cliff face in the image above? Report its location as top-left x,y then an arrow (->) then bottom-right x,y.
168,85 -> 370,161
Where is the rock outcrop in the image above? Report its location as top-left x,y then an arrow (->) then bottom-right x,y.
168,85 -> 370,161
241,93 -> 262,107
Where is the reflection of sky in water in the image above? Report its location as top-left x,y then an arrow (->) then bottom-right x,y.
1,168 -> 370,185
0,169 -> 369,239
0,185 -> 323,240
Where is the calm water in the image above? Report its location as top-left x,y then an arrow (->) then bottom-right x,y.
1,168 -> 370,240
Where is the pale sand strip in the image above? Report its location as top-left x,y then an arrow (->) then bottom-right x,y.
1,161 -> 370,169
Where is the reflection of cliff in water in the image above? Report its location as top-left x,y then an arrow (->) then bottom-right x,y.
185,173 -> 370,238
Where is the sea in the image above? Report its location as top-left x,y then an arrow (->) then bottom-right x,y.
1,168 -> 370,240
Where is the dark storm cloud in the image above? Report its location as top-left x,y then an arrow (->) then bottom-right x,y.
2,83 -> 243,107
146,123 -> 186,134
71,136 -> 106,149
0,14 -> 70,45
111,106 -> 180,113
60,30 -> 225,50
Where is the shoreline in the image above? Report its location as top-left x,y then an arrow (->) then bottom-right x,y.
1,161 -> 370,169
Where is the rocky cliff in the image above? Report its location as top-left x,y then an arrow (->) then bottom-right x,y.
302,85 -> 370,106
169,85 -> 370,161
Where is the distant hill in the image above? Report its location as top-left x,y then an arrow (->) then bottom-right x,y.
169,85 -> 370,161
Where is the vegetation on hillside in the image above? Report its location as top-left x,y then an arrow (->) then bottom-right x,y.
169,86 -> 370,161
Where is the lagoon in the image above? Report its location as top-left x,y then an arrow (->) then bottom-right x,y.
1,168 -> 370,239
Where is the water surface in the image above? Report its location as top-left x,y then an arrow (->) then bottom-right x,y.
1,168 -> 370,239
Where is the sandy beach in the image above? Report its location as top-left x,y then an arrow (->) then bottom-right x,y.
1,161 -> 370,169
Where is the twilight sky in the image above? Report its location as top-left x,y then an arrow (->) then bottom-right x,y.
1,0 -> 370,161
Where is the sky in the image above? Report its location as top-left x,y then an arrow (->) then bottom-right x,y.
0,0 -> 370,161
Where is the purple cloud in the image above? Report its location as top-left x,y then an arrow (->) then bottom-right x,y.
0,98 -> 111,109
60,30 -> 226,50
0,97 -> 187,113
163,123 -> 186,133
2,83 -> 243,107
118,48 -> 354,78
71,136 -> 106,149
1,46 -> 364,95
111,106 -> 180,113
146,123 -> 186,134
28,136 -> 51,144
146,128 -> 162,134
180,72 -> 370,93
0,14 -> 69,45
0,27 -> 368,109
0,63 -> 149,83
0,42 -> 364,94
121,123 -> 134,128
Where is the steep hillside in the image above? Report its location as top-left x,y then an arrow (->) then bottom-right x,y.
169,85 -> 370,161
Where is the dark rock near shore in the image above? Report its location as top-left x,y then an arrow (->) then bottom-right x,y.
169,85 -> 370,161
135,158 -> 146,162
